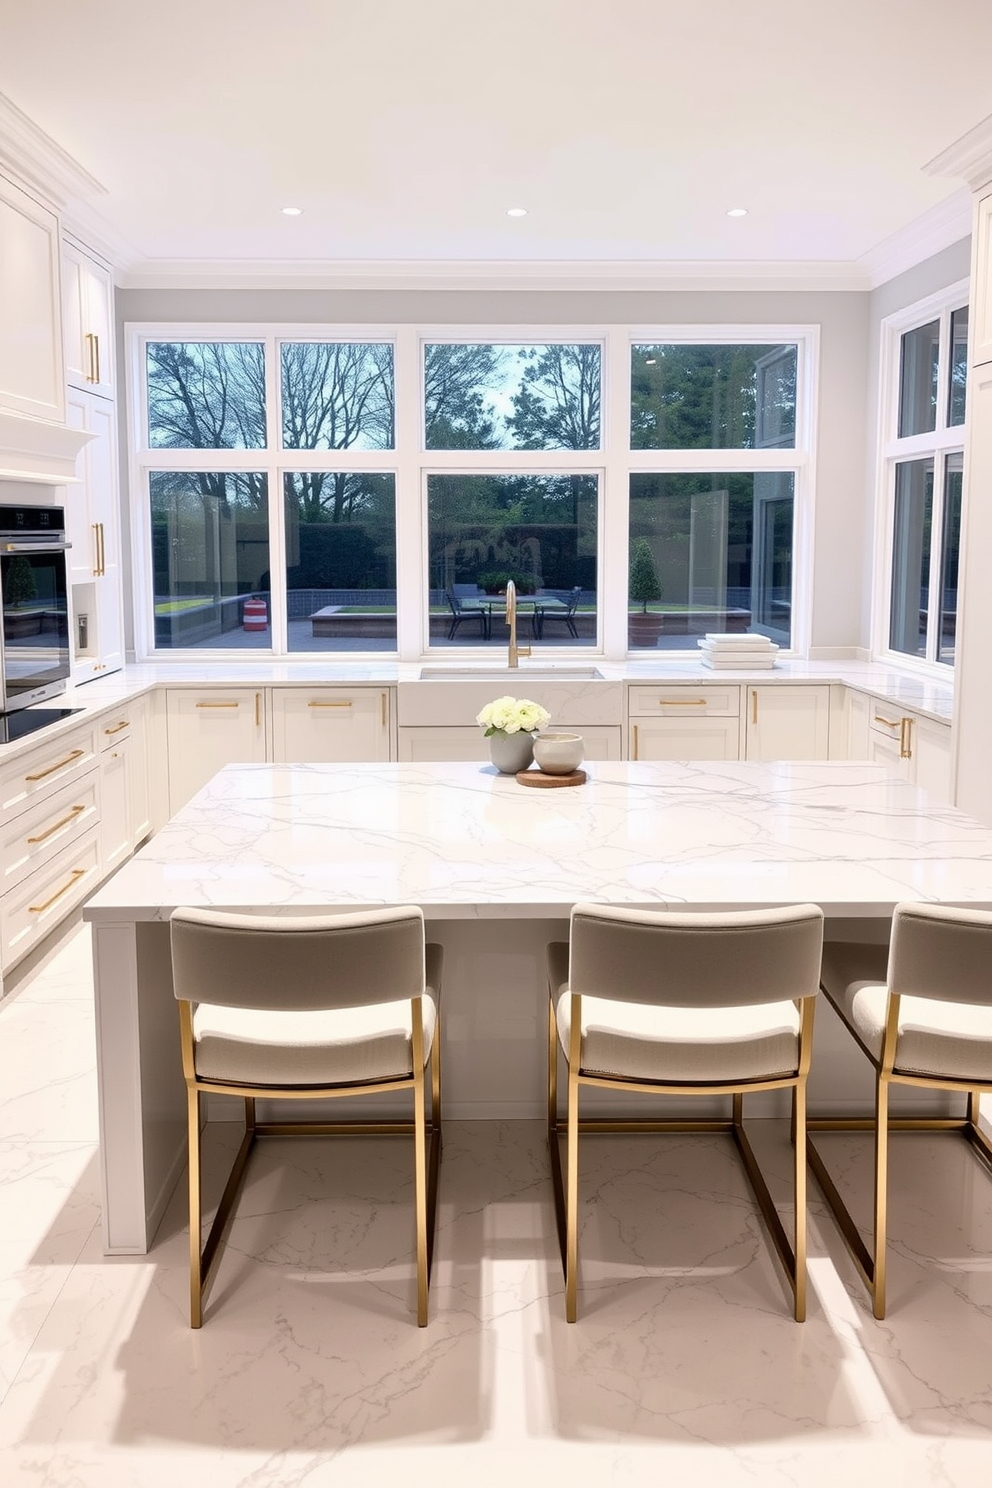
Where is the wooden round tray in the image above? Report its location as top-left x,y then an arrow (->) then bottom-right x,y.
516,767 -> 587,788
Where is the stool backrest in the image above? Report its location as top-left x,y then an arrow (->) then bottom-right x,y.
889,901 -> 992,1005
170,905 -> 425,1011
569,902 -> 823,1008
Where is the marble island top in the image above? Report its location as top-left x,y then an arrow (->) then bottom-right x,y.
83,758 -> 992,922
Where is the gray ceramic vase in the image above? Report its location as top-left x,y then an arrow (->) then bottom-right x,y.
488,729 -> 535,774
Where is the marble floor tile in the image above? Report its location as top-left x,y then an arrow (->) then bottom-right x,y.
2,922 -> 992,1486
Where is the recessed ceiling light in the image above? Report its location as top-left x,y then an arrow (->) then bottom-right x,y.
726,207 -> 748,218
281,206 -> 303,216
506,207 -> 528,218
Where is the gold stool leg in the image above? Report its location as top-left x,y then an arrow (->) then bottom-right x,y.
413,1059 -> 429,1327
872,1074 -> 890,1319
188,1085 -> 203,1328
565,1063 -> 580,1322
793,1083 -> 808,1323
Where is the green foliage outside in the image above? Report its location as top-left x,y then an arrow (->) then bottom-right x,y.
629,538 -> 662,612
5,556 -> 38,606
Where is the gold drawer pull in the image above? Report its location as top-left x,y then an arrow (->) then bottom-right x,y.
308,700 -> 353,708
874,714 -> 901,728
900,717 -> 913,760
632,723 -> 639,761
29,868 -> 87,914
195,701 -> 239,708
659,698 -> 707,706
27,805 -> 86,844
26,749 -> 85,782
104,720 -> 129,736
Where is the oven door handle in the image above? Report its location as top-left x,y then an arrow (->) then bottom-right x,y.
1,540 -> 70,555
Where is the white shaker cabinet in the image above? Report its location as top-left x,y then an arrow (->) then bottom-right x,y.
66,388 -> 124,678
0,170 -> 65,424
744,685 -> 830,761
270,687 -> 391,763
98,697 -> 152,872
398,723 -> 620,763
61,238 -> 115,399
166,689 -> 267,814
627,684 -> 740,761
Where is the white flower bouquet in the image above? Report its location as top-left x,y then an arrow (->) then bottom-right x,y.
476,695 -> 550,737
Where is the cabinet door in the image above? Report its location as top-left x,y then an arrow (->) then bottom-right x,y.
630,716 -> 740,761
745,686 -> 830,761
271,688 -> 391,762
845,689 -> 870,758
0,172 -> 64,423
62,240 -> 114,397
867,729 -> 912,779
166,690 -> 267,813
100,738 -> 131,872
66,389 -> 124,677
908,715 -> 953,803
397,724 -> 620,763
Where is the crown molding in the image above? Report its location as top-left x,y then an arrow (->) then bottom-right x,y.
0,91 -> 105,210
117,256 -> 871,293
859,189 -> 973,289
926,113 -> 992,192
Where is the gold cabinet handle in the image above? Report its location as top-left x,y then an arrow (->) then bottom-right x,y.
255,692 -> 261,728
104,720 -> 129,736
29,868 -> 86,914
27,804 -> 86,844
85,331 -> 100,384
26,749 -> 85,782
381,691 -> 387,728
752,691 -> 758,725
92,522 -> 100,576
632,722 -> 639,761
658,698 -> 706,706
195,701 -> 239,708
900,716 -> 913,760
308,700 -> 352,708
874,714 -> 901,729
99,522 -> 106,575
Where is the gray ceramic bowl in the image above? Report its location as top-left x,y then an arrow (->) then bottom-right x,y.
532,731 -> 584,775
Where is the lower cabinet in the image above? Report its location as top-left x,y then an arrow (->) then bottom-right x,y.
850,693 -> 953,803
398,724 -> 621,763
627,684 -> 741,761
270,687 -> 390,762
166,688 -> 267,814
744,685 -> 830,761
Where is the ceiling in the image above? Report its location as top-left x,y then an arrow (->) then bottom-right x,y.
1,0 -> 990,284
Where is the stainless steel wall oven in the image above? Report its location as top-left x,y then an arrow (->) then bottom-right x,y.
0,503 -> 71,712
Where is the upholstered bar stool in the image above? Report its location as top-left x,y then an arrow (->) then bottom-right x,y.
809,901 -> 992,1318
547,901 -> 824,1322
170,905 -> 442,1327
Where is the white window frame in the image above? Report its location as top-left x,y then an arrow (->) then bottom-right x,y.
872,282 -> 969,673
125,320 -> 818,664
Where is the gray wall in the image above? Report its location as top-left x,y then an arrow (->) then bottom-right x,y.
117,284 -> 873,656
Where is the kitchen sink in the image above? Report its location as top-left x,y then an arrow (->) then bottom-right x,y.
417,665 -> 604,680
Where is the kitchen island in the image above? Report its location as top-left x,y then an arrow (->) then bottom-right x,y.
83,758 -> 992,1253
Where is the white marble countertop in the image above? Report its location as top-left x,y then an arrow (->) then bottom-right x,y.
0,655 -> 955,768
82,758 -> 992,923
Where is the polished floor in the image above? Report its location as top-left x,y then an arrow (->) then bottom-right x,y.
2,924 -> 992,1486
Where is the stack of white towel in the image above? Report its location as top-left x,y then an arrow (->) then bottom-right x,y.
697,632 -> 779,669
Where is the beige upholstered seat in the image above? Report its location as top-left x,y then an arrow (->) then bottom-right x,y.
548,901 -> 824,1322
170,905 -> 442,1328
809,902 -> 992,1318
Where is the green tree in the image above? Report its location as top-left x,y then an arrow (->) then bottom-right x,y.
5,555 -> 37,606
505,345 -> 601,450
629,538 -> 662,612
424,343 -> 507,449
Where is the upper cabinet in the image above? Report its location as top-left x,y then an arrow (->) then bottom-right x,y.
61,238 -> 114,398
0,170 -> 65,424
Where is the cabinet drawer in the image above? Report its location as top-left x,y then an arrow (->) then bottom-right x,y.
0,723 -> 99,818
0,768 -> 100,894
97,713 -> 133,751
627,685 -> 740,717
868,699 -> 912,757
271,687 -> 390,763
1,830 -> 101,972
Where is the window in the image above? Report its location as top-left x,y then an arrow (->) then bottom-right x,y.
130,324 -> 814,661
881,291 -> 967,668
627,337 -> 808,652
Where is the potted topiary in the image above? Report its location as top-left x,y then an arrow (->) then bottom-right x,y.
3,555 -> 43,636
628,538 -> 664,647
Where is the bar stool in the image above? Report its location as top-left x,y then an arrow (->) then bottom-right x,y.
809,902 -> 992,1318
547,901 -> 824,1321
170,904 -> 442,1327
